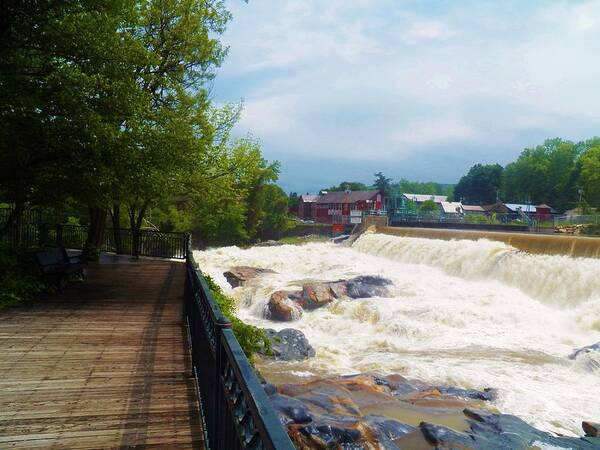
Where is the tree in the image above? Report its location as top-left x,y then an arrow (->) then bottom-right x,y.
258,185 -> 291,240
373,172 -> 392,195
419,199 -> 438,214
454,164 -> 503,205
502,138 -> 580,211
288,192 -> 299,208
579,145 -> 600,207
0,0 -> 142,236
323,181 -> 368,192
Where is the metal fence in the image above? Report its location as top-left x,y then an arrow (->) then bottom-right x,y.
554,215 -> 600,226
2,216 -> 188,259
185,246 -> 294,450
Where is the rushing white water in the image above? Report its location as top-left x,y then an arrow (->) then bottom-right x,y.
194,232 -> 600,437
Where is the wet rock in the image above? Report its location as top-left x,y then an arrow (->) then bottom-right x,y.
582,421 -> 600,437
263,328 -> 315,361
366,415 -> 416,441
570,341 -> 600,359
265,276 -> 393,321
345,276 -> 392,299
266,290 -> 303,321
420,422 -> 477,447
223,266 -> 276,288
437,386 -> 498,402
269,393 -> 313,425
458,410 -> 599,449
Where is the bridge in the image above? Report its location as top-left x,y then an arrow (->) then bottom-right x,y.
0,242 -> 294,448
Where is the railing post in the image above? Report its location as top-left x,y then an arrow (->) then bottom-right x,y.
56,224 -> 64,247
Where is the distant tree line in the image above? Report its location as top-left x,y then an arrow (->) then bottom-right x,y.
0,0 -> 290,251
455,137 -> 600,212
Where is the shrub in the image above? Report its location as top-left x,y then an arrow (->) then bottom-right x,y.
203,274 -> 270,362
0,245 -> 45,309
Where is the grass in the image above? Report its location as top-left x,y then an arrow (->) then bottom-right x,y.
277,234 -> 330,245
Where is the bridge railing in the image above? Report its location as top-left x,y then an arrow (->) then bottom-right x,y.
184,243 -> 294,450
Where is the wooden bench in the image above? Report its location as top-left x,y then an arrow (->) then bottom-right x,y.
35,247 -> 86,291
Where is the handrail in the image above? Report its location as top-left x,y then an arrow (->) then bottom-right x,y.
184,242 -> 294,450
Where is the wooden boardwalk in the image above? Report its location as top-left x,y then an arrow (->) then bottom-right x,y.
0,258 -> 204,449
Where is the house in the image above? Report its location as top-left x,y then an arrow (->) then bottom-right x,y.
297,194 -> 319,220
461,204 -> 485,215
315,190 -> 384,224
402,193 -> 448,207
484,202 -> 556,221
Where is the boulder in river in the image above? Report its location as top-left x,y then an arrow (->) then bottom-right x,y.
223,266 -> 276,288
266,290 -> 303,321
265,275 -> 392,321
263,328 -> 315,361
570,341 -> 600,359
582,421 -> 600,437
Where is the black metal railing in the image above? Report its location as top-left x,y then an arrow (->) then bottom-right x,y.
185,245 -> 294,450
2,219 -> 188,259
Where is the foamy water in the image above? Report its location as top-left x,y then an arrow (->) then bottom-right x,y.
194,232 -> 600,436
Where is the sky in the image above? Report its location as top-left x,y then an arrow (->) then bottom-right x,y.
212,0 -> 600,194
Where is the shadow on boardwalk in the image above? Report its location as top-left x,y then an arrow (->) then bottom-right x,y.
0,257 -> 203,449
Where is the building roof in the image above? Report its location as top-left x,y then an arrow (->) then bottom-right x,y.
504,203 -> 537,213
402,193 -> 448,203
462,204 -> 485,212
317,191 -> 379,204
299,194 -> 319,203
440,201 -> 464,214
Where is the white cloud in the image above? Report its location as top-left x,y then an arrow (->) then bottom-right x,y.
390,117 -> 478,146
216,0 -> 600,186
405,20 -> 453,40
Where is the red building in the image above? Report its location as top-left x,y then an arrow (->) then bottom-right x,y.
315,191 -> 384,224
297,194 -> 319,220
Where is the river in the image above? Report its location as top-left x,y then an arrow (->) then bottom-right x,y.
193,232 -> 600,437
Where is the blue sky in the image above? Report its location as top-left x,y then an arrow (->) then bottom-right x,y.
212,0 -> 600,193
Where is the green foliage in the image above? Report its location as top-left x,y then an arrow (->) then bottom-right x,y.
454,164 -> 503,205
391,179 -> 454,197
579,145 -> 600,207
323,181 -> 369,192
288,192 -> 299,208
419,199 -> 438,213
373,172 -> 392,195
0,246 -> 45,309
203,274 -> 270,362
501,138 -> 581,211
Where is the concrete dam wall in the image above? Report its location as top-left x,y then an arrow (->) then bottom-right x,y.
376,226 -> 600,259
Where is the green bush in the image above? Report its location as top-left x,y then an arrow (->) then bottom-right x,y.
203,274 -> 271,362
0,246 -> 45,309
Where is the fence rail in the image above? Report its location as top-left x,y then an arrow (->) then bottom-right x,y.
2,217 -> 187,259
185,245 -> 294,450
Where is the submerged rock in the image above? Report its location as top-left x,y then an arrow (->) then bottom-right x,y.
223,266 -> 276,288
570,341 -> 600,359
263,328 -> 315,361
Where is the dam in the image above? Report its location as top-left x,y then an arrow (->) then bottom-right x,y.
375,225 -> 600,259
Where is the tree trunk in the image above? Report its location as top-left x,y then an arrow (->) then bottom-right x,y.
85,207 -> 107,261
128,202 -> 148,258
110,204 -> 124,254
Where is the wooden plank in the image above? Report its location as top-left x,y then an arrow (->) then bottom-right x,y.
0,260 -> 204,449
